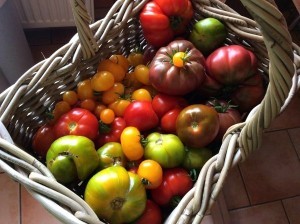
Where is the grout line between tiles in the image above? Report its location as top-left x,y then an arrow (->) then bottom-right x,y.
287,128 -> 300,159
19,183 -> 22,224
280,199 -> 291,223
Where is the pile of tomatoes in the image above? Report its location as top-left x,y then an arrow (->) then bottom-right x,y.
31,0 -> 267,223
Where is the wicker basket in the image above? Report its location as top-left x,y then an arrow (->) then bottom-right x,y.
0,0 -> 300,223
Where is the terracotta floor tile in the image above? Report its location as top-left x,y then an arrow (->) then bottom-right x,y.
20,187 -> 61,224
287,127 -> 300,159
229,201 -> 289,224
0,173 -> 20,224
239,130 -> 300,204
282,196 -> 300,224
202,215 -> 214,224
267,94 -> 300,131
222,166 -> 250,210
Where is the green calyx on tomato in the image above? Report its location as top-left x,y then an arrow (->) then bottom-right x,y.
84,166 -> 147,224
46,135 -> 100,184
144,132 -> 185,168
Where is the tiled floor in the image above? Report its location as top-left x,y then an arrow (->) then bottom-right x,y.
1,1 -> 300,224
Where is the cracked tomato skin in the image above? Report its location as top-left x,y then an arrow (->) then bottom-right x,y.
149,40 -> 206,96
84,166 -> 147,224
139,0 -> 194,48
53,108 -> 99,140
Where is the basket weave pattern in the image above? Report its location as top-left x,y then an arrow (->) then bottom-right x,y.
0,0 -> 300,223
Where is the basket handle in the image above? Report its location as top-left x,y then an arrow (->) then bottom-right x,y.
69,0 -> 99,60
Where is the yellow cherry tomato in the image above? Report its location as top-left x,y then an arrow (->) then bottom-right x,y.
134,64 -> 150,85
100,108 -> 115,124
91,71 -> 115,92
172,52 -> 187,67
77,79 -> 94,100
101,82 -> 125,105
131,88 -> 152,101
97,59 -> 126,82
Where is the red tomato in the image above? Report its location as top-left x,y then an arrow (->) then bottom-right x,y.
150,168 -> 193,207
32,124 -> 56,158
96,117 -> 126,147
160,108 -> 182,134
139,0 -> 194,47
53,108 -> 99,140
198,45 -> 265,112
123,101 -> 159,132
176,104 -> 220,148
135,200 -> 162,224
206,99 -> 242,141
152,93 -> 188,118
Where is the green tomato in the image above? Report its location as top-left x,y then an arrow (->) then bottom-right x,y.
182,147 -> 213,170
97,142 -> 127,169
46,135 -> 99,184
189,17 -> 227,55
144,132 -> 185,168
84,166 -> 147,224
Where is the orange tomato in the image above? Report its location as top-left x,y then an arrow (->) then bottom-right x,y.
108,99 -> 131,117
77,79 -> 94,100
128,51 -> 144,66
91,71 -> 115,92
109,54 -> 130,72
62,90 -> 78,105
97,59 -> 126,82
101,82 -> 125,105
137,160 -> 163,189
80,98 -> 96,112
100,108 -> 115,124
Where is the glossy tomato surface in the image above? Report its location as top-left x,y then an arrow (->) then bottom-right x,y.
176,104 -> 220,148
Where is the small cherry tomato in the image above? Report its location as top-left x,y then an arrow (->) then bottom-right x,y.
101,82 -> 125,105
77,79 -> 94,100
100,108 -> 115,124
127,50 -> 144,66
62,90 -> 78,106
97,59 -> 126,82
131,88 -> 152,101
108,99 -> 131,117
91,71 -> 115,92
80,98 -> 96,112
137,159 -> 163,189
120,126 -> 144,161
109,54 -> 130,72
134,64 -> 150,85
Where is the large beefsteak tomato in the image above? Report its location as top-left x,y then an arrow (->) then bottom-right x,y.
199,45 -> 265,112
149,40 -> 206,95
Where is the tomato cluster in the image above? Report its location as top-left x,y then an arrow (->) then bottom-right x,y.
30,0 -> 267,223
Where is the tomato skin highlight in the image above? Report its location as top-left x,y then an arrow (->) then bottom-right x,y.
53,108 -> 99,140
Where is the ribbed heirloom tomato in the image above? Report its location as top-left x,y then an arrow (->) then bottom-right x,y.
84,166 -> 147,224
